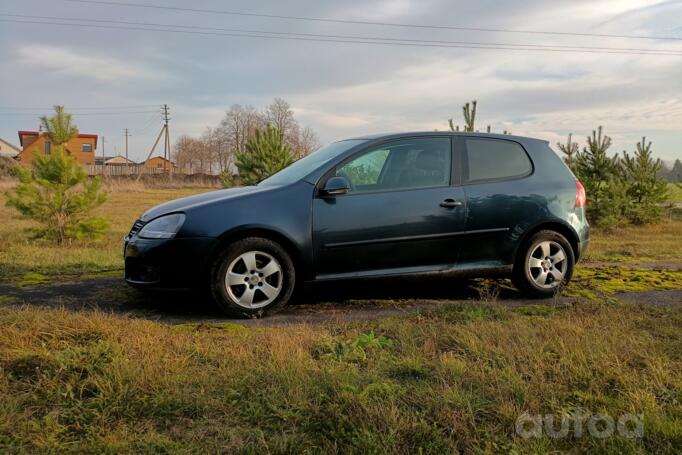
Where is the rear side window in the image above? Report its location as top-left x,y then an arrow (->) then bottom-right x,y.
465,138 -> 532,182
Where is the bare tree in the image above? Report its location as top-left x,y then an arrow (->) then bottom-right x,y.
201,127 -> 224,173
265,98 -> 296,143
174,135 -> 211,173
291,125 -> 321,159
217,104 -> 265,157
174,135 -> 195,172
176,98 -> 322,175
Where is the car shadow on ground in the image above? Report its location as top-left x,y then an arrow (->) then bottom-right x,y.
1,272 -> 530,324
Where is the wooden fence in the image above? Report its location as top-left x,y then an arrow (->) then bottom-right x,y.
84,165 -> 194,176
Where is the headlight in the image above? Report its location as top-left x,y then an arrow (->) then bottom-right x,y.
138,213 -> 186,239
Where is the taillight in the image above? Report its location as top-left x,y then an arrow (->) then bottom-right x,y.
575,180 -> 586,208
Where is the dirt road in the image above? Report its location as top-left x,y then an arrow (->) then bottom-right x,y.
1,272 -> 680,327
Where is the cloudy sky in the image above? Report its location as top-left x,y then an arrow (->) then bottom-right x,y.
1,0 -> 681,162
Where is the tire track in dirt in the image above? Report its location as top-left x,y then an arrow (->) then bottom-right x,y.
1,273 -> 680,327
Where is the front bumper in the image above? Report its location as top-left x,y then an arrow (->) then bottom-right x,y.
124,236 -> 217,290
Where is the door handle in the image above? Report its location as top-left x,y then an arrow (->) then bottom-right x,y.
440,198 -> 463,208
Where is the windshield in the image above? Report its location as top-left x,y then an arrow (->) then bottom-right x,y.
258,139 -> 366,186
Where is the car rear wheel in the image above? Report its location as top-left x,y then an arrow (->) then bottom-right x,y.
512,230 -> 575,298
211,237 -> 295,317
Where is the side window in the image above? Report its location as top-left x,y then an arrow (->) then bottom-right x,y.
44,141 -> 51,155
82,143 -> 93,152
465,139 -> 532,182
338,148 -> 389,187
336,138 -> 451,193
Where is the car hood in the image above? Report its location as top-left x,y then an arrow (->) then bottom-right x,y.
140,185 -> 274,221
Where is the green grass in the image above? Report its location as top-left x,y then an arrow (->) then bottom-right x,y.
571,266 -> 682,298
1,301 -> 681,453
586,220 -> 682,263
0,296 -> 17,305
0,184 -> 214,283
667,183 -> 682,203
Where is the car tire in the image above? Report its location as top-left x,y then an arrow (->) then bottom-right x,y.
210,237 -> 296,317
512,230 -> 575,298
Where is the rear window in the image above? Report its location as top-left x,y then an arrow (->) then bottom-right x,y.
465,138 -> 532,182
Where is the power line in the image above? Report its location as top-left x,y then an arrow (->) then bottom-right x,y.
63,0 -> 682,42
0,110 -> 159,116
3,13 -> 681,55
130,113 -> 162,135
2,18 -> 681,56
0,105 -> 158,110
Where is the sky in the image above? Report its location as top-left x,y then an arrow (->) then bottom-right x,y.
0,0 -> 681,163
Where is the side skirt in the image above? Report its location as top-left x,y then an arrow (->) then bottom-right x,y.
310,263 -> 513,283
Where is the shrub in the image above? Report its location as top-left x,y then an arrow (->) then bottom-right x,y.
556,133 -> 579,169
0,156 -> 20,178
5,150 -> 109,244
235,125 -> 293,185
573,126 -> 627,227
219,169 -> 240,188
621,137 -> 669,224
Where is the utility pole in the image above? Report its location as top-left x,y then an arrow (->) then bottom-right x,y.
101,136 -> 106,175
124,128 -> 130,162
161,104 -> 171,172
137,105 -> 171,181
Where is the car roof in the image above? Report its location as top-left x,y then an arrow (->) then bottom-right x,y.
347,131 -> 548,144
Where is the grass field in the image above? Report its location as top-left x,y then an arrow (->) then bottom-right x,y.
668,182 -> 682,203
1,179 -> 682,452
1,299 -> 681,453
0,182 -> 210,282
587,221 -> 682,262
1,180 -> 681,284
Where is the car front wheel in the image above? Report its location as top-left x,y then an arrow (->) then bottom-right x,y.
211,237 -> 295,317
512,230 -> 575,298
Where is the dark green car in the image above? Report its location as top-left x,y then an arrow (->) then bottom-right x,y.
125,132 -> 589,316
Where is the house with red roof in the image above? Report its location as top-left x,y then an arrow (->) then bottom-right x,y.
16,130 -> 98,166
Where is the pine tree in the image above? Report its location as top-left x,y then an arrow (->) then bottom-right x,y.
573,126 -> 624,226
556,133 -> 579,169
6,153 -> 109,244
40,105 -> 78,152
235,125 -> 294,185
622,137 -> 669,224
6,106 -> 109,244
448,100 -> 477,132
448,119 -> 460,132
462,100 -> 477,132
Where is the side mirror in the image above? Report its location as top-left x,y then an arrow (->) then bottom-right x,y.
320,176 -> 351,197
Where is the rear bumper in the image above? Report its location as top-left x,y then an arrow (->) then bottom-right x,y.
577,237 -> 589,262
124,236 -> 217,290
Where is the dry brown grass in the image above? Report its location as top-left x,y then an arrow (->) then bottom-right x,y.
586,220 -> 682,263
0,301 -> 680,452
0,182 -> 215,281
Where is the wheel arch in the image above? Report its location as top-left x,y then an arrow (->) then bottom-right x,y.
514,221 -> 581,263
203,226 -> 306,284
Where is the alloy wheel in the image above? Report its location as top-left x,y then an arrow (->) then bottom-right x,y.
527,241 -> 567,289
225,250 -> 283,308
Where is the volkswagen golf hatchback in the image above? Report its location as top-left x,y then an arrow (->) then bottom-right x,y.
124,132 -> 589,316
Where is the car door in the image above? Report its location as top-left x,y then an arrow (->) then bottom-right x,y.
459,137 -> 535,267
312,136 -> 467,278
